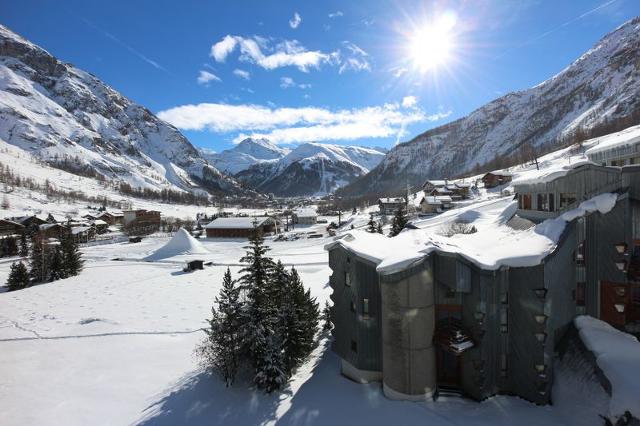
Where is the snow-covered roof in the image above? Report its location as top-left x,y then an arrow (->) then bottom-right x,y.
294,208 -> 317,218
91,219 -> 108,226
574,315 -> 640,419
378,197 -> 405,204
205,216 -> 274,229
70,225 -> 93,235
424,180 -> 447,186
455,182 -> 472,188
584,124 -> 640,156
326,193 -> 617,275
420,196 -> 442,205
39,223 -> 65,231
434,196 -> 453,202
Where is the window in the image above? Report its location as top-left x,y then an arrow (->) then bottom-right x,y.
575,282 -> 586,306
576,241 -> 586,266
560,193 -> 577,209
548,193 -> 555,212
522,194 -> 532,210
500,308 -> 508,333
350,301 -> 356,313
345,271 -> 351,286
363,298 -> 370,318
351,340 -> 358,353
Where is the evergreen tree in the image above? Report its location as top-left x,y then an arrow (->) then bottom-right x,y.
61,233 -> 83,277
48,246 -> 64,281
200,268 -> 243,386
376,222 -> 383,234
389,207 -> 408,237
287,267 -> 319,370
252,326 -> 287,393
29,236 -> 47,283
321,301 -> 333,332
367,217 -> 377,233
19,233 -> 28,257
6,261 -> 29,291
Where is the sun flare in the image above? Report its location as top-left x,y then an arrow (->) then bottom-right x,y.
408,13 -> 457,73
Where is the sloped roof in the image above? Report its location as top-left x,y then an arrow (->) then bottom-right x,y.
205,216 -> 275,229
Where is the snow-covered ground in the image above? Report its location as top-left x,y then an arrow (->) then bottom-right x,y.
0,223 -> 615,425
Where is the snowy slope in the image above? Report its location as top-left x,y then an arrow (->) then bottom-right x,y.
0,25 -> 240,195
200,137 -> 289,175
236,142 -> 386,196
340,17 -> 640,198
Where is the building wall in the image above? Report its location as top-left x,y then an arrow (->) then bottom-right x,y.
379,259 -> 436,399
328,247 -> 382,377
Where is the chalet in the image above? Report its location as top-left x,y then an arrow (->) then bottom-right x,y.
482,171 -> 513,188
123,209 -> 161,234
0,219 -> 25,237
37,223 -> 70,240
422,180 -> 447,193
453,182 -> 472,198
71,225 -> 96,243
585,124 -> 640,167
325,164 -> 640,405
427,187 -> 453,197
205,216 -> 281,238
378,198 -> 406,215
96,211 -> 124,226
91,219 -> 109,234
293,208 -> 318,225
12,215 -> 47,228
419,196 -> 442,214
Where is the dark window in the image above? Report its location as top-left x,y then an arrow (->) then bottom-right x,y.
351,340 -> 357,353
362,298 -> 370,318
350,301 -> 356,313
560,193 -> 577,209
576,241 -> 586,266
576,282 -> 586,306
537,193 -> 548,211
548,193 -> 555,212
345,271 -> 351,286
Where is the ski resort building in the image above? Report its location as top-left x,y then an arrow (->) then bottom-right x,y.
205,216 -> 281,238
326,164 -> 640,405
585,124 -> 640,167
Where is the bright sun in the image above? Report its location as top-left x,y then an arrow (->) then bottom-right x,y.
409,13 -> 457,73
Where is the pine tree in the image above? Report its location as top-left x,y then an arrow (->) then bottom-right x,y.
252,325 -> 287,393
200,268 -> 244,386
29,236 -> 47,283
389,207 -> 408,237
321,301 -> 333,332
367,217 -> 377,233
6,261 -> 30,291
376,222 -> 383,234
61,233 -> 83,277
48,246 -> 64,281
19,233 -> 28,257
286,267 -> 319,371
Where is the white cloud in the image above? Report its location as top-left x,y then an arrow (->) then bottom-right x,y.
158,102 -> 451,145
210,35 -> 334,72
289,12 -> 302,29
209,35 -> 370,74
210,35 -> 237,62
328,11 -> 343,18
280,77 -> 311,89
338,41 -> 371,73
402,96 -> 417,108
233,69 -> 250,80
197,70 -> 221,85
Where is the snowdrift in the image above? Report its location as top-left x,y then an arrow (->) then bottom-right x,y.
144,228 -> 210,261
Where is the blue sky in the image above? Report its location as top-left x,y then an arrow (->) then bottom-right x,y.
3,0 -> 639,152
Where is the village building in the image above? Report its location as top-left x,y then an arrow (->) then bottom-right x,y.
482,171 -> 513,188
293,208 -> 318,225
71,225 -> 96,243
123,209 -> 161,234
326,164 -> 640,405
95,211 -> 124,226
90,219 -> 109,234
419,196 -> 454,214
37,223 -> 70,240
422,180 -> 448,193
205,216 -> 281,238
378,198 -> 406,215
585,124 -> 640,167
0,219 -> 25,237
11,215 -> 47,228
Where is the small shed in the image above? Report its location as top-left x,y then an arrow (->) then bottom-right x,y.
184,259 -> 204,272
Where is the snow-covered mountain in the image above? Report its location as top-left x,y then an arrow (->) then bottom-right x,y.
200,137 -> 289,174
236,142 -> 386,196
339,17 -> 640,198
0,25 -> 241,195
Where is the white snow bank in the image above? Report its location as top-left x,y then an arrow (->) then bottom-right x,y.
326,193 -> 618,275
144,228 -> 210,260
575,315 -> 640,419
